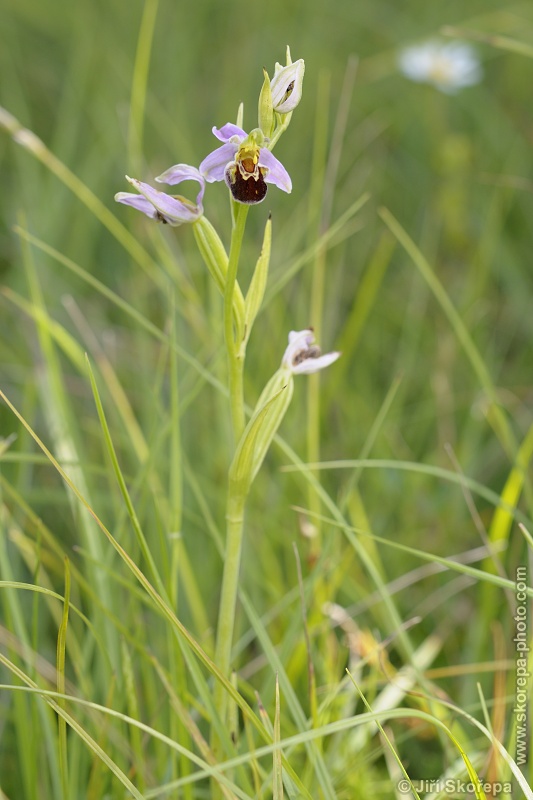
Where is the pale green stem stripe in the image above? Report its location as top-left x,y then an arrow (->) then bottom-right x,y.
127,0 -> 159,172
57,559 -> 70,800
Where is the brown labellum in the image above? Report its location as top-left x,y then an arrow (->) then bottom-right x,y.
225,164 -> 268,205
292,345 -> 321,366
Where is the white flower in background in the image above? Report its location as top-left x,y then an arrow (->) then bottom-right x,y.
398,40 -> 482,94
282,329 -> 340,375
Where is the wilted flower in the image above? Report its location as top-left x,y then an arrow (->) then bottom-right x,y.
398,40 -> 482,93
200,124 -> 291,205
270,58 -> 305,113
282,329 -> 340,375
115,164 -> 205,225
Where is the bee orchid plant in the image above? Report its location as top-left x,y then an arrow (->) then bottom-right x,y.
115,46 -> 339,729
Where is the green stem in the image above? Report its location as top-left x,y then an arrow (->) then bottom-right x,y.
214,487 -> 246,723
224,203 -> 249,442
268,113 -> 291,150
213,201 -> 249,743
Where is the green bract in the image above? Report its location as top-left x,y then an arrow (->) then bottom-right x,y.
243,215 -> 272,349
192,216 -> 245,335
228,379 -> 293,496
258,68 -> 274,138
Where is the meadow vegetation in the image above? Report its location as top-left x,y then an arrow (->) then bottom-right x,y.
0,0 -> 532,797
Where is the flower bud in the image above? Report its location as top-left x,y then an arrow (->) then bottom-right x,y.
270,58 -> 305,114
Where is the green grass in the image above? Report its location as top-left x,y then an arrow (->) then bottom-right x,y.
1,0 -> 533,797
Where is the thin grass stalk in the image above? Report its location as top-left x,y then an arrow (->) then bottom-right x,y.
214,489 -> 247,723
0,659 -> 145,800
273,676 -> 283,800
0,529 -> 60,798
56,558 -> 70,800
62,293 -> 212,642
293,542 -> 318,728
19,224 -> 119,674
0,389 -> 279,753
168,293 -> 183,602
127,0 -> 159,173
85,680 -> 117,800
0,109 -> 166,288
168,295 -> 194,796
378,206 -> 517,459
86,352 -> 228,784
305,70 -> 330,558
85,357 -> 166,597
120,640 -> 146,793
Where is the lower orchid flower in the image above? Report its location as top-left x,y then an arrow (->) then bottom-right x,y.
282,329 -> 340,374
199,124 -> 291,205
115,164 -> 205,225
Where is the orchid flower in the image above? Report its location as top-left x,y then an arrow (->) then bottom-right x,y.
199,124 -> 291,205
115,164 -> 205,225
282,329 -> 340,375
398,40 -> 482,94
